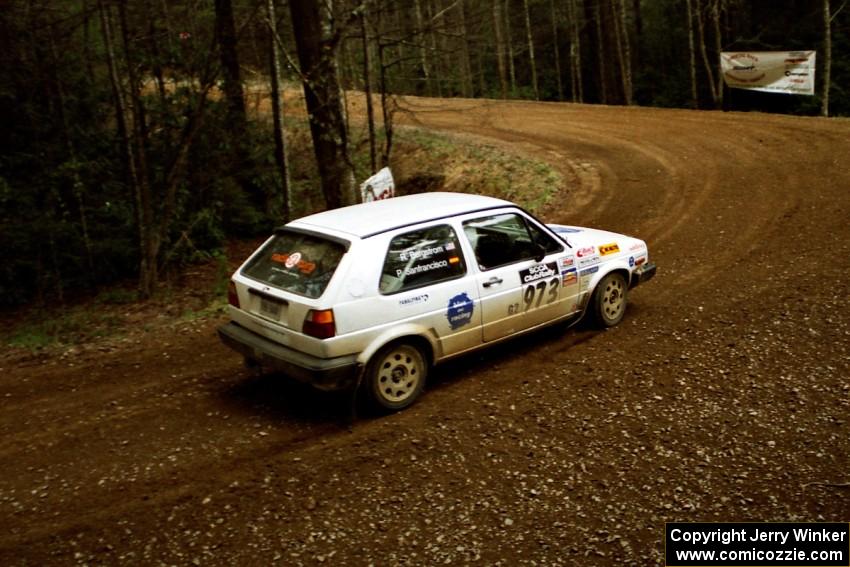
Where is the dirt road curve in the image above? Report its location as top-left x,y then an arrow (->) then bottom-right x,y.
3,100 -> 849,565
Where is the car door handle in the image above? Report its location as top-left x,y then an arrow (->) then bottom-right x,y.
482,277 -> 503,288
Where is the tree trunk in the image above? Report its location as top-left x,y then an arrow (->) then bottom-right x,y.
393,5 -> 413,94
48,25 -> 95,281
632,0 -> 641,73
375,5 -> 394,166
568,0 -> 583,103
361,11 -> 377,172
379,43 -> 393,166
685,0 -> 698,108
550,0 -> 564,101
118,0 -> 159,296
214,0 -> 266,209
492,0 -> 508,98
711,0 -> 723,108
594,2 -> 608,104
160,0 -> 174,54
414,0 -> 432,95
82,0 -> 96,83
695,0 -> 721,108
98,0 -> 155,297
476,40 -> 487,96
612,0 -> 633,105
289,0 -> 358,208
427,0 -> 444,97
822,0 -> 831,117
504,0 -> 517,96
694,0 -> 717,107
458,0 -> 474,97
214,0 -> 246,128
267,0 -> 291,221
148,17 -> 168,105
522,0 -> 539,100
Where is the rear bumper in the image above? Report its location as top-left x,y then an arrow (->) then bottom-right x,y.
217,322 -> 361,391
630,262 -> 657,288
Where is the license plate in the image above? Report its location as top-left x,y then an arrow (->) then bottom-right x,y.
259,296 -> 282,319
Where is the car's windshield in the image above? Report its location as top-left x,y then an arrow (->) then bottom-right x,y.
241,231 -> 346,298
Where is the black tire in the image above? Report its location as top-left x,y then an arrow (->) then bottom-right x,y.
590,272 -> 628,328
364,342 -> 428,412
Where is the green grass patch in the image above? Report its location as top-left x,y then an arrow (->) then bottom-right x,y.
6,310 -> 125,350
389,127 -> 564,215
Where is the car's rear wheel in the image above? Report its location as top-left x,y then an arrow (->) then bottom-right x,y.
365,342 -> 428,412
590,272 -> 628,327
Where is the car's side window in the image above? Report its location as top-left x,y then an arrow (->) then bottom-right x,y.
463,213 -> 563,270
380,224 -> 467,294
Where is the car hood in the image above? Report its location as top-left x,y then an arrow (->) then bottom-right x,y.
546,224 -> 646,255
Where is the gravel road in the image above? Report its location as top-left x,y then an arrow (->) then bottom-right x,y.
2,98 -> 849,565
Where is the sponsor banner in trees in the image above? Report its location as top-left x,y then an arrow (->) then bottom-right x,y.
721,51 -> 816,95
360,167 -> 395,202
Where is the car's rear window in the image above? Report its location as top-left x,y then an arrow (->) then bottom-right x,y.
241,231 -> 346,298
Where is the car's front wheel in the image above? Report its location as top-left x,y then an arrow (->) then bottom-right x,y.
365,342 -> 428,412
590,272 -> 628,327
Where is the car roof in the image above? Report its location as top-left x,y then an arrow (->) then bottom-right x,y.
288,192 -> 513,239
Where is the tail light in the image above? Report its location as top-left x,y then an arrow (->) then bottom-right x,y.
227,281 -> 240,308
303,309 -> 335,339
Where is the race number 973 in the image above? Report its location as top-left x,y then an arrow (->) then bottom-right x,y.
523,278 -> 559,311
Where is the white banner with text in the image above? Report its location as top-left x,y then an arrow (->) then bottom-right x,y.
721,51 -> 816,95
360,167 -> 395,202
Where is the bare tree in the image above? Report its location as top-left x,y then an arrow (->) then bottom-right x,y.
289,0 -> 358,208
214,0 -> 266,209
695,0 -> 722,108
711,0 -> 723,108
215,0 -> 246,126
504,0 -> 517,95
685,0 -> 698,108
821,0 -> 831,117
47,22 -> 95,280
361,9 -> 378,172
458,0 -> 474,97
611,0 -> 632,105
550,0 -> 563,101
99,0 -> 152,296
593,2 -> 608,104
413,0 -> 432,95
567,0 -> 583,102
100,0 -> 217,296
492,0 -> 508,98
266,0 -> 291,220
522,0 -> 539,100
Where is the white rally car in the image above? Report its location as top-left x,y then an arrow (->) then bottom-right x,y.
218,192 -> 656,411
